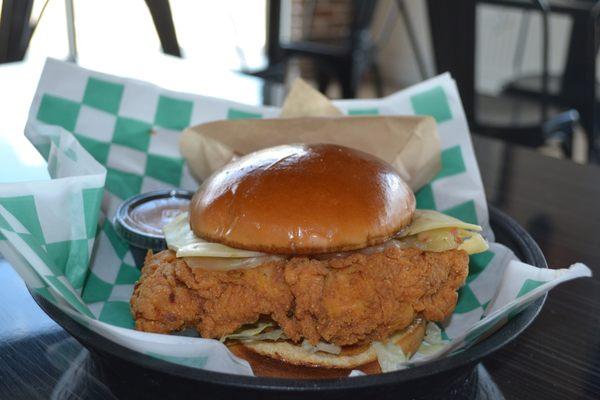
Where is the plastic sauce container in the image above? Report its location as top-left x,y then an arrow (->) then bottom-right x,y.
114,189 -> 193,267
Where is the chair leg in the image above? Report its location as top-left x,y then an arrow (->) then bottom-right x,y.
0,0 -> 34,63
397,0 -> 428,80
144,0 -> 181,57
316,67 -> 331,96
65,0 -> 77,62
371,62 -> 384,97
339,66 -> 358,99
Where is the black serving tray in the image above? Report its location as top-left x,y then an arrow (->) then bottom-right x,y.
31,205 -> 547,400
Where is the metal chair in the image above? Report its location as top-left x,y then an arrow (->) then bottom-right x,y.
428,0 -> 579,159
279,0 -> 382,99
473,0 -> 579,158
0,0 -> 181,64
0,0 -> 40,63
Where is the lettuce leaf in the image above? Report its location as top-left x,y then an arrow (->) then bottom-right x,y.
301,340 -> 342,355
372,341 -> 407,372
220,322 -> 287,342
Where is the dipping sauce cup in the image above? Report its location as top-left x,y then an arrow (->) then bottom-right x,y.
113,189 -> 193,267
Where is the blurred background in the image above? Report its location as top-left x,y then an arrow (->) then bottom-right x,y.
0,0 -> 598,163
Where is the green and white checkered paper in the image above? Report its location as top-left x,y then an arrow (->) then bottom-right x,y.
0,58 -> 590,375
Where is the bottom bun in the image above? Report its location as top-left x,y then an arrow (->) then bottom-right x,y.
241,317 -> 426,370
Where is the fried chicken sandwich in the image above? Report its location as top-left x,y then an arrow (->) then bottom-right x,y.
130,143 -> 488,373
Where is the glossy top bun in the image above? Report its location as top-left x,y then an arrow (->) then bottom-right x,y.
189,143 -> 415,254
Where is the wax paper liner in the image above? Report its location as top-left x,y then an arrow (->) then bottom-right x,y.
0,58 -> 591,375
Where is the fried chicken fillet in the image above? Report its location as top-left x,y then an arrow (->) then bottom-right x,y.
131,246 -> 468,346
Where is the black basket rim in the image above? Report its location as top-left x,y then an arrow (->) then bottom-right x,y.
30,205 -> 547,392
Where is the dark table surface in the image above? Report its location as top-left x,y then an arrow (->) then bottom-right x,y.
1,134 -> 599,399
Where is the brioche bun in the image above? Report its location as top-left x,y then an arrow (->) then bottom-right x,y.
189,143 -> 415,255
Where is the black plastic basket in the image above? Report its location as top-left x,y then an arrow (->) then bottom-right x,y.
31,205 -> 547,400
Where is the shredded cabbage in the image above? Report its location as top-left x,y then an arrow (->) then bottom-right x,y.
424,322 -> 443,345
220,322 -> 287,342
301,340 -> 342,355
372,341 -> 407,373
416,322 -> 447,355
220,322 -> 271,342
248,329 -> 287,342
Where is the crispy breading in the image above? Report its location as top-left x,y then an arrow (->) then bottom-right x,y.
131,247 -> 468,346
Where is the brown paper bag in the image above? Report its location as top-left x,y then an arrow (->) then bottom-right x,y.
180,79 -> 441,191
280,79 -> 343,118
